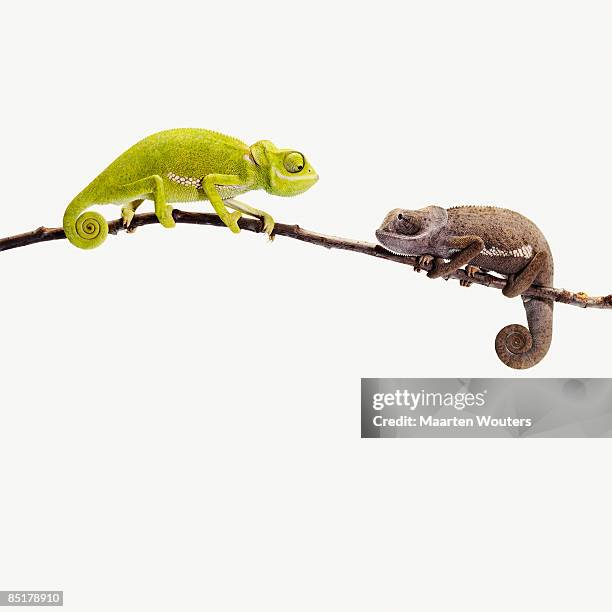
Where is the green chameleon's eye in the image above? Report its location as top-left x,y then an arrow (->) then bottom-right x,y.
284,152 -> 305,173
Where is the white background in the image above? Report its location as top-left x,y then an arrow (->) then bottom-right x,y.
1,1 -> 611,610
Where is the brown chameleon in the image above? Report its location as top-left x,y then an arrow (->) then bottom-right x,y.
375,205 -> 554,369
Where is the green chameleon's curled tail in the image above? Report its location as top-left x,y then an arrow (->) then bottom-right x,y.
494,297 -> 554,369
63,196 -> 108,250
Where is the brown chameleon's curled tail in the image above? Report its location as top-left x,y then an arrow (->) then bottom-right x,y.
495,297 -> 554,369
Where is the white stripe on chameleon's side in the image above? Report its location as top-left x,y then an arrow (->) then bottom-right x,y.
481,244 -> 534,259
167,172 -> 202,189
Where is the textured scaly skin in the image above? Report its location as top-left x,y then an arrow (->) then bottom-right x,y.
63,128 -> 318,249
376,205 -> 554,369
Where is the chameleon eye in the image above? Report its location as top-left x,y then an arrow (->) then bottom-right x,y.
284,152 -> 305,173
397,213 -> 421,235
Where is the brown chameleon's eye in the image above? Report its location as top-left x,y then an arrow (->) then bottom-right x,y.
284,152 -> 305,173
398,213 -> 421,235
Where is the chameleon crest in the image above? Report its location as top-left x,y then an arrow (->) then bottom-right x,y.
63,129 -> 318,249
376,205 -> 554,369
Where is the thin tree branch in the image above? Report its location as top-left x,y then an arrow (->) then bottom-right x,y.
1,209 -> 611,309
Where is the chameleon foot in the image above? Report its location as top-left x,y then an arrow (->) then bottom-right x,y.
223,211 -> 242,234
121,208 -> 137,233
121,199 -> 143,233
427,257 -> 450,279
262,213 -> 275,240
460,265 -> 480,287
157,205 -> 175,229
414,254 -> 434,273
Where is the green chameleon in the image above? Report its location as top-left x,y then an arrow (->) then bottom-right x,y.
63,128 -> 319,249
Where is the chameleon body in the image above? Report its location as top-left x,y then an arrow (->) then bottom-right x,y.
375,205 -> 554,369
63,128 -> 318,249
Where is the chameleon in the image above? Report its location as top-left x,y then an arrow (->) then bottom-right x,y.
375,205 -> 554,369
63,128 -> 318,249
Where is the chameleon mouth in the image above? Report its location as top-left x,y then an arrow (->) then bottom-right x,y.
379,245 -> 412,257
376,227 -> 427,240
274,168 -> 319,183
375,230 -> 415,256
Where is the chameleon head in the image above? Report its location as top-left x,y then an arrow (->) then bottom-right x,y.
375,206 -> 448,256
250,140 -> 318,196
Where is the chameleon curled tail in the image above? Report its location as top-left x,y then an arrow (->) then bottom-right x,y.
495,297 -> 553,369
63,196 -> 108,250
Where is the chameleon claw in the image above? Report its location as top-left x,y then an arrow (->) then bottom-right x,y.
465,265 -> 480,278
225,211 -> 242,234
120,199 -> 143,234
121,208 -> 134,229
414,254 -> 434,273
460,264 -> 479,286
427,257 -> 449,279
262,214 -> 275,241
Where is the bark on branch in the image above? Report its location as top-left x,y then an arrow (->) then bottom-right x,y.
1,209 -> 610,309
